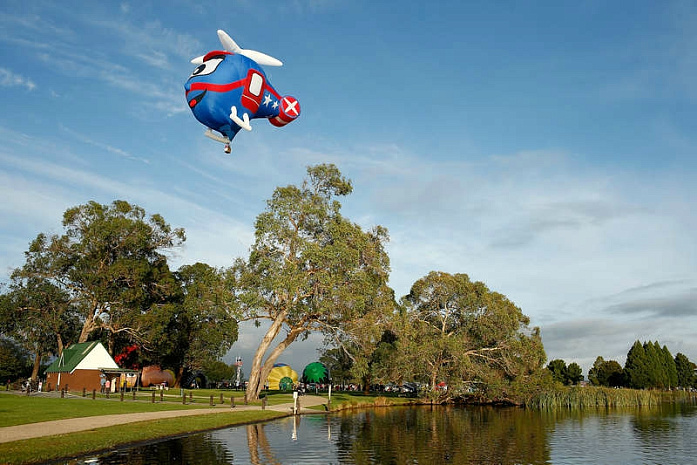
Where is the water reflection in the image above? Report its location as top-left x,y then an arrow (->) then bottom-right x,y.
334,406 -> 550,464
75,403 -> 697,465
76,433 -> 234,465
246,423 -> 281,465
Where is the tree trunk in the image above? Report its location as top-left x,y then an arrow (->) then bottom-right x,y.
251,327 -> 305,400
56,333 -> 64,356
31,351 -> 41,380
107,331 -> 115,356
362,373 -> 371,394
245,312 -> 287,401
174,366 -> 184,388
78,312 -> 98,343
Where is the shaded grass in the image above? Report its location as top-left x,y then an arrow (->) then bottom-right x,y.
0,410 -> 285,465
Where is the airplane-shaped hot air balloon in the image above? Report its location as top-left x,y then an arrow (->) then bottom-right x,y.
185,30 -> 300,153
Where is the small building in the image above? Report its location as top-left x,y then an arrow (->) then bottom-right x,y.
44,341 -> 134,392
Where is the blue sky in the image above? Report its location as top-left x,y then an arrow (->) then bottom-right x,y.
1,0 -> 695,376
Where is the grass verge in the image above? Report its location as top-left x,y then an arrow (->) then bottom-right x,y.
0,393 -> 240,427
0,410 -> 285,465
0,390 -> 306,427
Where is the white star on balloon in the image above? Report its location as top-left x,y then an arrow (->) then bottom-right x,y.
263,94 -> 273,106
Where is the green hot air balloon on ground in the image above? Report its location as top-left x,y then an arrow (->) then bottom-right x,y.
302,362 -> 330,384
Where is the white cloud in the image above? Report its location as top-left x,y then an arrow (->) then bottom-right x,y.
60,126 -> 151,164
0,68 -> 36,91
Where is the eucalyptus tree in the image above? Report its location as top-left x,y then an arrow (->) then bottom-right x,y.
13,200 -> 185,353
0,276 -> 80,378
399,271 -> 546,401
0,338 -> 32,382
234,164 -> 393,401
143,263 -> 238,385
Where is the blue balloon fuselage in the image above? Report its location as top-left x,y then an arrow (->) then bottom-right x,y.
184,52 -> 283,142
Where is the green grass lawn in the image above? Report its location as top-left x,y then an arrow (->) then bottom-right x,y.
0,389 -> 414,464
0,391 -> 250,427
0,410 -> 285,465
0,389 -> 334,428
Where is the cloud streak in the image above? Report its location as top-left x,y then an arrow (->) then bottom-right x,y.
606,288 -> 697,318
0,68 -> 36,91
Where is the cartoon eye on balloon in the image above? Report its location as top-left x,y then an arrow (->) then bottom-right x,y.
185,30 -> 300,154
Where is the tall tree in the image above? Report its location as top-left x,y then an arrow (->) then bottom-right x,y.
643,341 -> 662,387
624,341 -> 649,389
547,359 -> 568,384
399,271 -> 546,401
675,353 -> 696,388
234,164 -> 393,401
202,360 -> 236,386
13,200 -> 185,353
0,337 -> 33,382
588,356 -> 605,386
566,362 -> 583,385
661,344 -> 678,389
589,358 -> 624,387
319,346 -> 355,386
0,277 -> 80,378
141,263 -> 238,386
176,263 -> 238,372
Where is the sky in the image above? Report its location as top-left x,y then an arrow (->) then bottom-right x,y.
1,0 -> 695,378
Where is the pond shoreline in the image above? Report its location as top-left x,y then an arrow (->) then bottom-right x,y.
2,388 -> 695,464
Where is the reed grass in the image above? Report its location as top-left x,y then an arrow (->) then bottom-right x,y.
328,392 -> 413,411
526,386 -> 697,410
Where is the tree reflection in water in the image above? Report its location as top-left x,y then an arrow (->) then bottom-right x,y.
246,423 -> 282,465
76,403 -> 697,464
335,406 -> 550,464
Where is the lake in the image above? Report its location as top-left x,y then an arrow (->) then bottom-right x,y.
76,401 -> 697,464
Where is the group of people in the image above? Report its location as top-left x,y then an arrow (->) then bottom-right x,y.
99,377 -> 111,393
15,378 -> 42,392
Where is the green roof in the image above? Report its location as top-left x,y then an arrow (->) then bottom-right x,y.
45,341 -> 101,373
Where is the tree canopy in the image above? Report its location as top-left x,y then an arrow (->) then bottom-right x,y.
0,277 -> 80,378
234,164 -> 394,400
5,183 -> 694,401
588,357 -> 624,387
12,200 -> 185,353
143,263 -> 238,381
675,353 -> 696,389
0,201 -> 241,387
624,340 -> 678,389
395,271 -> 546,402
546,359 -> 583,386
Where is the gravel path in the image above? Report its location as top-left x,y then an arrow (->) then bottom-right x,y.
0,394 -> 327,444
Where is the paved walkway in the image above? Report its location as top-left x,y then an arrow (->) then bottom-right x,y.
0,394 -> 327,444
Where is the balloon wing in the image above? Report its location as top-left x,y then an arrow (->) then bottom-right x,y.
217,30 -> 283,67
